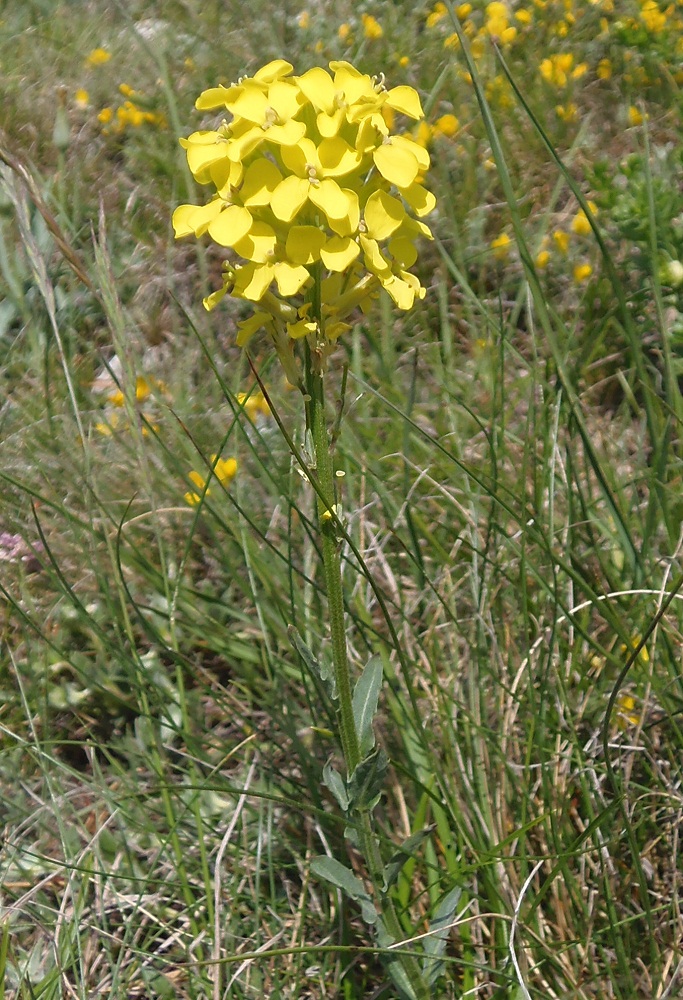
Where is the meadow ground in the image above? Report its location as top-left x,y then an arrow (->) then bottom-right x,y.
1,1 -> 683,997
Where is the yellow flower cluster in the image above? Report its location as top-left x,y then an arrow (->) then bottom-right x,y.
98,97 -> 166,134
185,456 -> 237,506
539,53 -> 587,87
94,375 -> 165,438
173,59 -> 435,356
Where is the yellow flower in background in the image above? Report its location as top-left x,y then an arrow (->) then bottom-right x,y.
338,22 -> 351,41
297,10 -> 310,28
484,2 -> 517,44
86,47 -> 111,67
553,229 -> 569,254
536,249 -> 550,268
426,2 -> 447,27
571,210 -> 591,236
184,456 -> 238,506
555,102 -> 578,123
237,389 -> 272,420
640,0 -> 666,31
107,375 -> 165,407
573,262 -> 592,283
597,58 -> 612,80
74,88 -> 89,109
433,113 -> 459,137
361,13 -> 383,39
490,232 -> 511,260
173,59 -> 435,365
628,105 -> 644,126
98,107 -> 113,124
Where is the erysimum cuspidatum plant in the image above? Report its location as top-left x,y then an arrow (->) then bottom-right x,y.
173,59 -> 434,380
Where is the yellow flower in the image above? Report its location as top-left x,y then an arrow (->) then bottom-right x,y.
553,229 -> 569,254
536,249 -> 550,268
426,2 -> 447,27
338,22 -> 351,41
98,107 -> 113,124
515,8 -> 532,24
640,0 -> 666,31
398,55 -> 410,68
237,389 -> 272,419
485,1 -> 517,44
490,232 -> 511,260
361,13 -> 383,39
597,58 -> 612,80
573,262 -> 592,283
119,83 -> 136,97
433,113 -> 459,137
540,53 -> 575,87
86,47 -> 111,67
74,88 -> 89,109
571,210 -> 591,236
174,59 -> 435,355
555,102 -> 578,123
297,10 -> 310,28
616,693 -> 640,729
628,105 -> 644,126
184,455 -> 237,506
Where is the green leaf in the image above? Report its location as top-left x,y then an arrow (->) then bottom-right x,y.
352,655 -> 383,756
347,747 -> 388,812
288,624 -> 337,699
322,759 -> 349,812
423,886 -> 462,985
310,856 -> 377,925
383,826 -> 436,891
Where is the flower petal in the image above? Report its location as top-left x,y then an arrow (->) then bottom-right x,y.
273,262 -> 311,297
388,236 -> 418,268
317,137 -> 362,177
296,67 -> 336,112
271,175 -> 309,222
285,226 -> 327,265
233,262 -> 275,300
240,159 -> 282,206
399,182 -> 436,217
385,85 -> 424,119
364,190 -> 405,240
233,222 -> 277,262
208,205 -> 253,247
253,59 -> 294,83
309,177 -> 350,226
320,236 -> 360,272
373,140 -> 419,187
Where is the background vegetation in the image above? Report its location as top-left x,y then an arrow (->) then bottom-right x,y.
1,0 -> 682,997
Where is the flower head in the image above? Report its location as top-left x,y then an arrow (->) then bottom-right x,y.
174,60 -> 435,370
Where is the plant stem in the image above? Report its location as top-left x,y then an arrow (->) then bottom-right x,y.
305,275 -> 428,1000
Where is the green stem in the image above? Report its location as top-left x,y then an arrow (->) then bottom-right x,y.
305,273 -> 428,1000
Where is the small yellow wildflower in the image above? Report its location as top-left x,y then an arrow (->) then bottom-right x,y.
444,33 -> 460,49
399,55 -> 410,68
108,375 -> 164,407
184,456 -> 237,506
457,3 -> 473,16
74,88 -> 89,109
485,1 -> 517,44
97,107 -> 113,124
237,389 -> 272,420
119,83 -> 137,97
433,113 -> 459,137
426,2 -> 447,27
536,249 -> 550,268
597,58 -> 612,80
555,102 -> 578,123
553,230 -> 570,254
297,10 -> 310,28
640,0 -> 667,32
491,232 -> 511,260
571,210 -> 591,236
515,8 -> 532,24
338,22 -> 351,41
573,262 -> 592,283
616,692 -> 640,729
628,105 -> 644,126
86,47 -> 111,67
414,120 -> 433,147
361,13 -> 383,39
